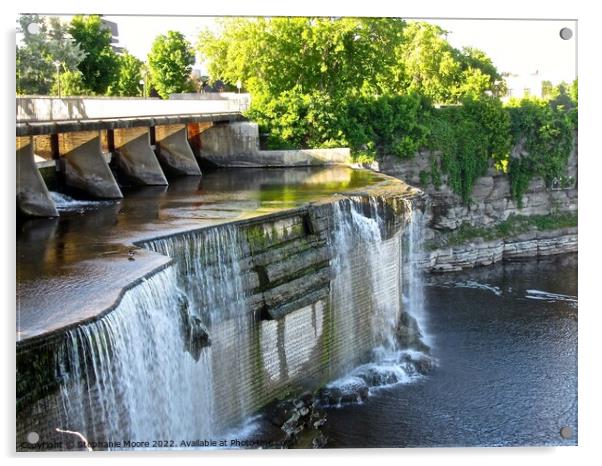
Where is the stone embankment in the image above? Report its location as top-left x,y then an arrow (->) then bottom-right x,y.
369,141 -> 578,272
422,227 -> 577,272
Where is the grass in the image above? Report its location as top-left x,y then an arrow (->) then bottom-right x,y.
426,211 -> 578,250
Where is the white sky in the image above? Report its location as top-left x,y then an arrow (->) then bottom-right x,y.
429,19 -> 577,83
33,15 -> 577,84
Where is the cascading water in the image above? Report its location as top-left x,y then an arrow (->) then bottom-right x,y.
405,206 -> 432,346
322,196 -> 431,405
329,197 -> 401,357
146,226 -> 248,323
58,267 -> 215,446
145,226 -> 258,425
57,226 -> 254,448
51,194 -> 431,448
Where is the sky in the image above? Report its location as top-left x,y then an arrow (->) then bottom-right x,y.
27,15 -> 578,84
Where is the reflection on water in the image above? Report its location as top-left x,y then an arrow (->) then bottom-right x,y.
322,254 -> 578,447
16,167 -> 389,340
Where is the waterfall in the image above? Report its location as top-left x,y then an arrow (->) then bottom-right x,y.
58,226 -> 253,447
145,226 -> 258,426
322,196 -> 431,404
145,226 -> 248,324
58,267 -> 215,446
329,197 -> 401,358
51,195 -> 431,447
406,206 -> 432,346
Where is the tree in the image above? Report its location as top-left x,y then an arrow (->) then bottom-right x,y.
398,22 -> 461,102
457,47 -> 507,97
108,51 -> 144,96
16,15 -> 85,95
50,70 -> 87,96
198,17 -> 408,100
147,31 -> 195,98
69,15 -> 119,94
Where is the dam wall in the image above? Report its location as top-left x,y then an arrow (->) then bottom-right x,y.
17,191 -> 419,450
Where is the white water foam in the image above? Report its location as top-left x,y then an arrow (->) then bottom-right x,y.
50,191 -> 115,211
406,207 -> 432,346
525,289 -> 578,307
437,280 -> 503,296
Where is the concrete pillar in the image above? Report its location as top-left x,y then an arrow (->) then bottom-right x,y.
187,122 -> 213,158
112,127 -> 168,186
198,122 -> 260,166
155,124 -> 201,176
59,131 -> 123,199
16,136 -> 59,217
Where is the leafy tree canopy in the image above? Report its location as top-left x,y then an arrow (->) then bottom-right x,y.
148,31 -> 195,99
50,70 -> 87,96
16,15 -> 85,95
198,18 -> 503,104
69,15 -> 119,94
108,51 -> 144,96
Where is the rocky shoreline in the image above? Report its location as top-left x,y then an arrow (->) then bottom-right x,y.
423,227 -> 577,273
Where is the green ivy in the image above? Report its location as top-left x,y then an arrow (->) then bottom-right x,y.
506,95 -> 576,205
426,96 -> 511,203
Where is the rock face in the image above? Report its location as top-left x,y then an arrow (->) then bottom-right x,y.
177,294 -> 211,361
372,140 -> 578,271
423,228 -> 577,272
376,143 -> 577,230
395,312 -> 430,353
263,392 -> 329,448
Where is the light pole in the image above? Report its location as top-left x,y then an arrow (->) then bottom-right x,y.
53,61 -> 61,98
139,79 -> 145,98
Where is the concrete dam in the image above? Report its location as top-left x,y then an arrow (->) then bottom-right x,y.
16,97 -> 430,450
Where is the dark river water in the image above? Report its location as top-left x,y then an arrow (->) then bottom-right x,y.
322,254 -> 578,448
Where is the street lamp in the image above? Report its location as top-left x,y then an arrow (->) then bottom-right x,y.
236,80 -> 242,94
139,79 -> 145,98
53,61 -> 61,98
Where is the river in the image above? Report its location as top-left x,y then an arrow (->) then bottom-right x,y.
321,254 -> 578,447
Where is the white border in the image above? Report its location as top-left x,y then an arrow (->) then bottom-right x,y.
3,1 -> 600,465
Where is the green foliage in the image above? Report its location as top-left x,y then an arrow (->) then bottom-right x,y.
69,15 -> 119,95
50,70 -> 87,96
506,93 -> 576,205
199,17 -> 409,101
398,24 -> 504,102
247,87 -> 348,149
200,18 -> 503,105
108,51 -> 143,96
16,15 -> 85,95
199,17 -> 577,208
342,94 -> 432,159
427,96 -> 511,203
148,31 -> 195,99
430,158 -> 442,189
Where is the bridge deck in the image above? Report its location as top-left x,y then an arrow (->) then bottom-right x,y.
17,112 -> 245,136
16,95 -> 249,136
